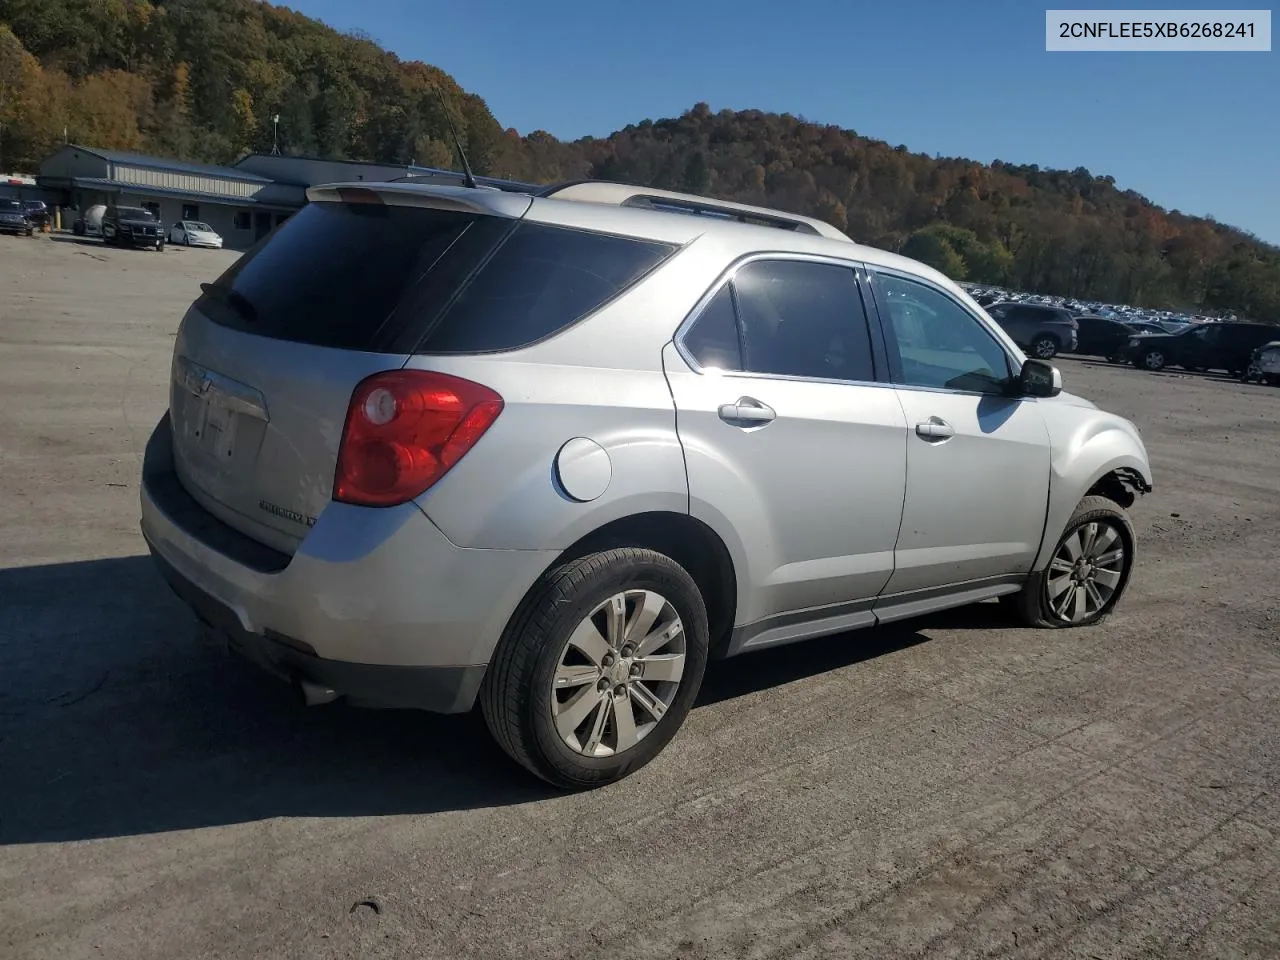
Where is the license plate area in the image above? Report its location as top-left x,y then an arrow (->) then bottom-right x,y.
192,396 -> 239,461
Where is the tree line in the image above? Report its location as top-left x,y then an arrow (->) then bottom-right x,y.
1,0 -> 1276,321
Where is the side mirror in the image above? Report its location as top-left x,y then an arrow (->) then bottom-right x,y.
1019,358 -> 1062,398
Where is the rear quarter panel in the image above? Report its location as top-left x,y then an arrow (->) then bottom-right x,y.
407,355 -> 689,551
405,236 -> 738,551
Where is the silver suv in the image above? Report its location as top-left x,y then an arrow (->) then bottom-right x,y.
140,179 -> 1153,788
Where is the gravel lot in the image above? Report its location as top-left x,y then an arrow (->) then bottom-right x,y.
2,233 -> 1278,960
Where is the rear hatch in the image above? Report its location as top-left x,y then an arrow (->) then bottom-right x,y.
168,185 -> 530,554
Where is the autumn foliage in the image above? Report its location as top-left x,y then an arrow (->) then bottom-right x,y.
0,0 -> 1276,320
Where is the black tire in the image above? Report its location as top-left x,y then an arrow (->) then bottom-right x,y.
1030,335 -> 1059,360
1139,350 -> 1166,371
1266,374 -> 1280,387
185,234 -> 192,246
156,240 -> 165,252
1004,495 -> 1136,629
481,548 -> 709,789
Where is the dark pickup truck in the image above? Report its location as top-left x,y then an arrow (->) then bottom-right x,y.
101,205 -> 166,251
1120,322 -> 1278,374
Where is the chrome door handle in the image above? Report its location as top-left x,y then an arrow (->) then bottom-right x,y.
718,397 -> 776,425
915,418 -> 955,440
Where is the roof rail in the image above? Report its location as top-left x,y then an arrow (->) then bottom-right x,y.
539,180 -> 852,242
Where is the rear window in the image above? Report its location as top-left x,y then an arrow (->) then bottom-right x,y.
197,200 -> 676,355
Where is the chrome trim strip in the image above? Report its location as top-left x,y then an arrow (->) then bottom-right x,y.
174,355 -> 270,421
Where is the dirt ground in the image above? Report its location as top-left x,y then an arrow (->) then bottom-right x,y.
1,233 -> 1278,960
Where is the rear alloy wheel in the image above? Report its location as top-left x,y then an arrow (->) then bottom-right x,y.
481,548 -> 709,789
1005,495 -> 1135,628
1031,335 -> 1059,359
1140,350 -> 1166,371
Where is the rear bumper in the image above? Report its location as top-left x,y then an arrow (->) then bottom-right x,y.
149,546 -> 486,711
140,414 -> 557,712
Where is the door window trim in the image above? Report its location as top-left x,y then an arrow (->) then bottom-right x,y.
671,251 -> 892,387
863,266 -> 1024,399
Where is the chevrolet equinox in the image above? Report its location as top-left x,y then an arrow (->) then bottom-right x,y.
140,179 -> 1154,788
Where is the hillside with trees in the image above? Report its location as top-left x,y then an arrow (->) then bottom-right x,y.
1,0 -> 1277,321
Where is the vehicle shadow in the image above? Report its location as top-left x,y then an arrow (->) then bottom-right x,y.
1063,355 -> 1255,385
46,233 -> 105,247
0,555 -> 1005,845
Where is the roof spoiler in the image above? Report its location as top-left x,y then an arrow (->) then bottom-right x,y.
306,181 -> 532,218
539,180 -> 852,242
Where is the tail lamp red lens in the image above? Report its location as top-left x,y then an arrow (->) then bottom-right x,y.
334,370 -> 504,507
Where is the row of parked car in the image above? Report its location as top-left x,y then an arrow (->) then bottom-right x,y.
0,197 -> 50,235
970,297 -> 1280,387
71,204 -> 225,250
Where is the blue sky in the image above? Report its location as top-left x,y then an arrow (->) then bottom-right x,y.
285,0 -> 1280,245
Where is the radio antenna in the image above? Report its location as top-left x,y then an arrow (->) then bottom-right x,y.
434,87 -> 478,189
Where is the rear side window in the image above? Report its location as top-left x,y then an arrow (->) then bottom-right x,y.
419,223 -> 676,354
681,259 -> 876,382
682,286 -> 743,370
733,260 -> 876,382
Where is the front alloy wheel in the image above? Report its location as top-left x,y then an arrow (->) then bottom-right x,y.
552,590 -> 686,757
1004,495 -> 1135,628
1045,520 -> 1127,624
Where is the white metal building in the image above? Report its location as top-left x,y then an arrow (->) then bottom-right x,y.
38,145 -> 306,249
37,145 -> 542,250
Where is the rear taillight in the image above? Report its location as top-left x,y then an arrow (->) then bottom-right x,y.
334,370 -> 503,507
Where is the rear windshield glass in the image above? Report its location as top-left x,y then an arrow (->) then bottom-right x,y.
197,200 -> 676,354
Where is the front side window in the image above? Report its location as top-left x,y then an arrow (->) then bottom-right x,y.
731,259 -> 875,382
876,272 -> 1013,395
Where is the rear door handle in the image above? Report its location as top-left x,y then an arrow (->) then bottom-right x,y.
718,397 -> 776,425
915,418 -> 955,440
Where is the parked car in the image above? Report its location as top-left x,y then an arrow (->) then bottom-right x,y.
140,179 -> 1153,788
0,199 -> 34,236
22,200 -> 50,229
169,220 -> 224,248
1120,321 -> 1279,374
983,301 -> 1079,358
1241,341 -> 1280,386
1070,315 -> 1137,359
101,204 -> 165,250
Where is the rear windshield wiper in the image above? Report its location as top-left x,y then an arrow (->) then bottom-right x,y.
199,282 -> 258,325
